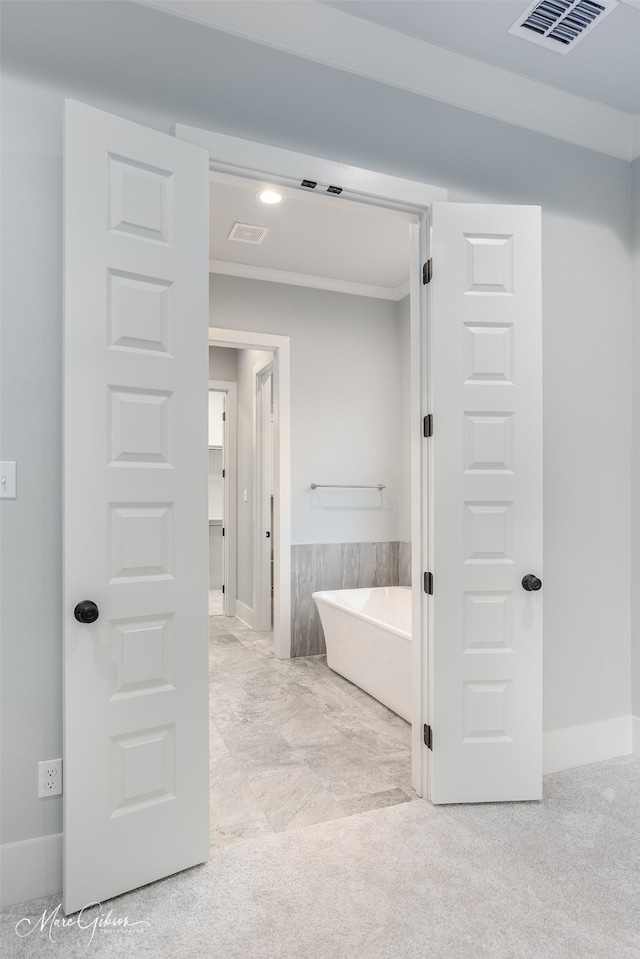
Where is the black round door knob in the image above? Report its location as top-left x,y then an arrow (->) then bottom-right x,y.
522,574 -> 542,592
74,600 -> 99,624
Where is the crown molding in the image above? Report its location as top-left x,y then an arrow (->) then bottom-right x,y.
209,259 -> 408,301
143,0 -> 636,162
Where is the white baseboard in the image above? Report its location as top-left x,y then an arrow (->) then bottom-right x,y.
543,715 -> 633,775
633,716 -> 640,756
0,833 -> 62,907
235,600 -> 254,629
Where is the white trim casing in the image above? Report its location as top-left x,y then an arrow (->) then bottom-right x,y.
633,716 -> 640,756
163,3 -> 639,161
542,716 -> 633,774
0,833 -> 63,907
209,328 -> 291,660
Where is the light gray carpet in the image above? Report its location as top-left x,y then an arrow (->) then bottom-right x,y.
3,756 -> 639,958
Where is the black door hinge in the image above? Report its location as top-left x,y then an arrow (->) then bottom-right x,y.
222,527 -> 225,537
423,414 -> 433,438
423,571 -> 433,595
424,724 -> 433,750
423,259 -> 433,285
222,469 -> 225,478
222,584 -> 225,594
222,412 -> 226,421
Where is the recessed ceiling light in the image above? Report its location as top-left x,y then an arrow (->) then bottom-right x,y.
258,189 -> 283,205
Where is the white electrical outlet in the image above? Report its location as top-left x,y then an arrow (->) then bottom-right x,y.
38,759 -> 62,798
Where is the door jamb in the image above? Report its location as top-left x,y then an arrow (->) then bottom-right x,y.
208,329 -> 291,661
254,360 -> 275,633
209,379 -> 237,617
410,215 -> 431,797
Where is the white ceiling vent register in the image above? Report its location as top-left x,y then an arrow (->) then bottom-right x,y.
508,0 -> 618,53
228,222 -> 269,244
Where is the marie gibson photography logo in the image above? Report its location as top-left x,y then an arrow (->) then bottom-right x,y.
15,902 -> 151,945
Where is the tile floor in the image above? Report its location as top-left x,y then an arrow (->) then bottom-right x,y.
209,609 -> 416,851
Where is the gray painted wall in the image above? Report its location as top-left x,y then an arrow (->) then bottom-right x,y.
211,275 -> 403,546
209,345 -> 238,383
0,1 -> 634,847
632,156 -> 640,719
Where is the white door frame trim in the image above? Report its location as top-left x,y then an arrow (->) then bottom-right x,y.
175,125 -> 447,210
208,328 -> 291,660
254,359 -> 275,633
209,379 -> 237,616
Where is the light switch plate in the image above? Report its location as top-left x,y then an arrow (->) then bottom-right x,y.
0,462 -> 16,499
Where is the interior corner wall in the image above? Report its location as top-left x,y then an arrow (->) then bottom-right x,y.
209,345 -> 238,383
631,156 -> 640,721
0,1 -> 634,854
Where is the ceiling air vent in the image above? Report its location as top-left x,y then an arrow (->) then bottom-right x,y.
508,0 -> 618,53
228,222 -> 269,244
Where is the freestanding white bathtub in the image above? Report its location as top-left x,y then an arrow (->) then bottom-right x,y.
312,586 -> 412,722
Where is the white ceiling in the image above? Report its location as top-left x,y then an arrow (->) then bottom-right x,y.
323,0 -> 640,114
209,174 -> 412,297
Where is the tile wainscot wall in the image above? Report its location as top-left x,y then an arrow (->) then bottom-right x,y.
291,542 -> 406,657
399,542 -> 411,589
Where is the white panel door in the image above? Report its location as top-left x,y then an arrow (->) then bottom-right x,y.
64,100 -> 209,913
429,203 -> 542,804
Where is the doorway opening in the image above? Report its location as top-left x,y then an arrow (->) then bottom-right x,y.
208,328 -> 290,656
209,345 -> 277,633
207,170 -> 421,851
208,345 -> 277,631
